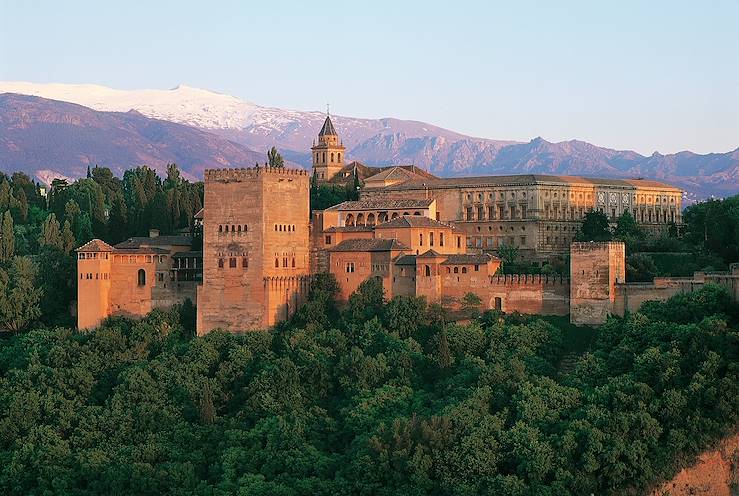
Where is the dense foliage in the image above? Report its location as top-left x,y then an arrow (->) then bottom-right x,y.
1,278 -> 737,495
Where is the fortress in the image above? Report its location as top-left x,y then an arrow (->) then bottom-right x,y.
76,114 -> 739,332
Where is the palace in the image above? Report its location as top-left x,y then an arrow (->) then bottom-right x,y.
76,113 -> 739,332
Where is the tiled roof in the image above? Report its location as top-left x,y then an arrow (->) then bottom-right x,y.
325,198 -> 434,211
417,249 -> 444,258
114,247 -> 169,255
323,225 -> 374,233
115,235 -> 193,249
172,250 -> 203,258
394,255 -> 417,266
373,174 -> 681,191
319,115 -> 337,136
441,253 -> 498,265
375,215 -> 456,230
76,239 -> 114,252
330,238 -> 410,252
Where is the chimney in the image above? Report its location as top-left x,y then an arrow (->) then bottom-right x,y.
149,229 -> 160,238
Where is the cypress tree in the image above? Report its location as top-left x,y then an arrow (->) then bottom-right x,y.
0,210 -> 14,261
39,213 -> 63,250
61,220 -> 75,254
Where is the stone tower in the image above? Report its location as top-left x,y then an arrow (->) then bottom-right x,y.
311,113 -> 345,183
76,239 -> 114,329
196,166 -> 311,335
570,241 -> 626,325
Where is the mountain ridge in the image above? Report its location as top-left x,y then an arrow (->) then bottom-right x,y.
0,81 -> 737,199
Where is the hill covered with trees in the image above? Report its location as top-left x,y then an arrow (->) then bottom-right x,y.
0,277 -> 737,495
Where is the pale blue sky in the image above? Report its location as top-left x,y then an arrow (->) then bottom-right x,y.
1,0 -> 737,155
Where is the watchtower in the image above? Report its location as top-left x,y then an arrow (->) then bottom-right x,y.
196,166 -> 311,334
570,241 -> 625,325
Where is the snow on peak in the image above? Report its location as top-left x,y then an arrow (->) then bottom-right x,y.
0,81 -> 267,130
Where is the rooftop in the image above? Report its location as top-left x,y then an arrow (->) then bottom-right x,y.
319,115 -> 337,136
375,215 -> 458,230
325,198 -> 434,211
394,254 -> 417,266
441,253 -> 498,265
330,238 -> 410,252
372,174 -> 681,192
115,235 -> 193,249
323,225 -> 375,233
76,239 -> 114,252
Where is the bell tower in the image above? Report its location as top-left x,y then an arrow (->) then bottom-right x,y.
311,110 -> 345,183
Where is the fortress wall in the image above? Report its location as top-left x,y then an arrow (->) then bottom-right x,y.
570,241 -> 625,325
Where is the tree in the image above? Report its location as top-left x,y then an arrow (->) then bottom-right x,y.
0,256 -> 42,331
39,213 -> 63,250
497,243 -> 519,267
625,253 -> 657,282
75,213 -> 94,245
461,292 -> 482,319
577,210 -> 612,242
61,220 -> 75,254
108,192 -> 129,243
613,211 -> 642,249
13,188 -> 28,224
267,146 -> 285,168
0,211 -> 14,261
437,328 -> 452,369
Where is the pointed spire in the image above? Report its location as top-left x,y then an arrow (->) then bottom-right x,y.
319,113 -> 337,136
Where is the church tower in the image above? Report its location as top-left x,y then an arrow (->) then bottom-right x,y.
311,112 -> 345,183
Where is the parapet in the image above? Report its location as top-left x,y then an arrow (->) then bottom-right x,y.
489,273 -> 569,285
570,241 -> 625,253
204,166 -> 308,182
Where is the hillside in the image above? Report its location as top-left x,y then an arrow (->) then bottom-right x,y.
0,93 -> 270,181
0,82 -> 737,198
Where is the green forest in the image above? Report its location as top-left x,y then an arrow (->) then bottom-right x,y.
0,276 -> 737,495
0,165 -> 738,494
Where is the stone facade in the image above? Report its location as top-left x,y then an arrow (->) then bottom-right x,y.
196,166 -> 310,334
570,241 -> 626,325
360,174 -> 682,262
76,235 -> 200,330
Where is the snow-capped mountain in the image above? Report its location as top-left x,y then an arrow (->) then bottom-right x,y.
1,81 -> 737,199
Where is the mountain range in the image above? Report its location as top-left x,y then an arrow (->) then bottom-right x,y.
0,81 -> 737,200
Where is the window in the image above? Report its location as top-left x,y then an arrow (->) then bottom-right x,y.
494,297 -> 502,311
338,153 -> 341,162
345,262 -> 355,273
292,258 -> 296,268
137,269 -> 146,286
520,236 -> 526,245
283,257 -> 288,267
474,265 -> 479,271
466,207 -> 473,221
461,267 -> 467,274
218,258 -> 224,268
440,233 -> 444,246
218,225 -> 223,233
325,235 -> 332,245
275,258 -> 279,268
429,232 -> 434,246
157,272 -> 164,282
229,257 -> 237,268
237,225 -> 241,232
424,265 -> 431,276
453,267 -> 459,274
488,206 -> 495,219
331,152 -> 334,162
242,257 -> 248,268
477,206 -> 484,220
446,267 -> 451,274
419,233 -> 424,246
457,236 -> 462,248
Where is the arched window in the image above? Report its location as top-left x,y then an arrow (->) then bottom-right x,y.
453,267 -> 459,274
292,258 -> 296,268
424,265 -> 431,277
237,225 -> 242,232
419,233 -> 424,245
322,152 -> 326,163
356,213 -> 365,226
331,152 -> 334,162
275,258 -> 279,268
446,267 -> 451,274
283,257 -> 288,267
345,214 -> 354,226
218,225 -> 223,233
244,225 -> 248,232
338,153 -> 341,162
367,213 -> 375,226
462,267 -> 467,274
218,259 -> 224,268
137,269 -> 146,286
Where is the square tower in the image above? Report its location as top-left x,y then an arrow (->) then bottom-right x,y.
196,166 -> 311,334
570,241 -> 626,325
311,114 -> 345,182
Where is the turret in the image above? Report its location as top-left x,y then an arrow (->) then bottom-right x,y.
311,113 -> 345,183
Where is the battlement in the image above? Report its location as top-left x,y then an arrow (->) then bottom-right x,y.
489,273 -> 569,286
204,166 -> 308,182
570,241 -> 625,253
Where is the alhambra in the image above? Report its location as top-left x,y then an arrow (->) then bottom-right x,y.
76,114 -> 739,332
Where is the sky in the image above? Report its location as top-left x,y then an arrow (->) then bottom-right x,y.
1,0 -> 737,155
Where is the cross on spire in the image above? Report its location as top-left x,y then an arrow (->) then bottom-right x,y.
326,103 -> 330,116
